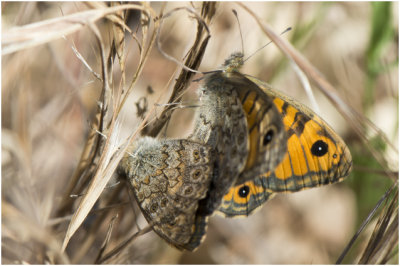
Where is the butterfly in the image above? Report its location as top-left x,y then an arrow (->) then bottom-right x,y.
182,52 -> 288,250
217,53 -> 353,217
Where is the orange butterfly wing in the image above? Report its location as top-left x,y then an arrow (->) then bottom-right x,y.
218,77 -> 352,217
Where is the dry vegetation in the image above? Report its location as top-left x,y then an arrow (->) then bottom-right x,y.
2,2 -> 398,264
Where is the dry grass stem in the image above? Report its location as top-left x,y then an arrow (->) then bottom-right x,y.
2,4 -> 146,55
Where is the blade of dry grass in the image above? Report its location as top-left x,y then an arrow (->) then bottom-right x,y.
60,20 -> 121,251
2,4 -> 147,55
60,18 -> 118,251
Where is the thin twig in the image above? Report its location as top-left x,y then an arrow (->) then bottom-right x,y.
97,225 -> 153,263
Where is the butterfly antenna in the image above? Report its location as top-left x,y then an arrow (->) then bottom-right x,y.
232,9 -> 244,55
244,27 -> 292,62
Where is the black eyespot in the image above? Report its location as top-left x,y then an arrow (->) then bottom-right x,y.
150,203 -> 158,213
311,140 -> 328,157
263,129 -> 274,146
192,150 -> 201,163
238,185 -> 250,198
333,154 -> 337,159
192,169 -> 202,179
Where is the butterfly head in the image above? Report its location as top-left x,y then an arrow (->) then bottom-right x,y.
223,52 -> 244,73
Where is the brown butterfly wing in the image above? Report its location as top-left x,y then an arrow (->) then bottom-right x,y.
118,137 -> 214,250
